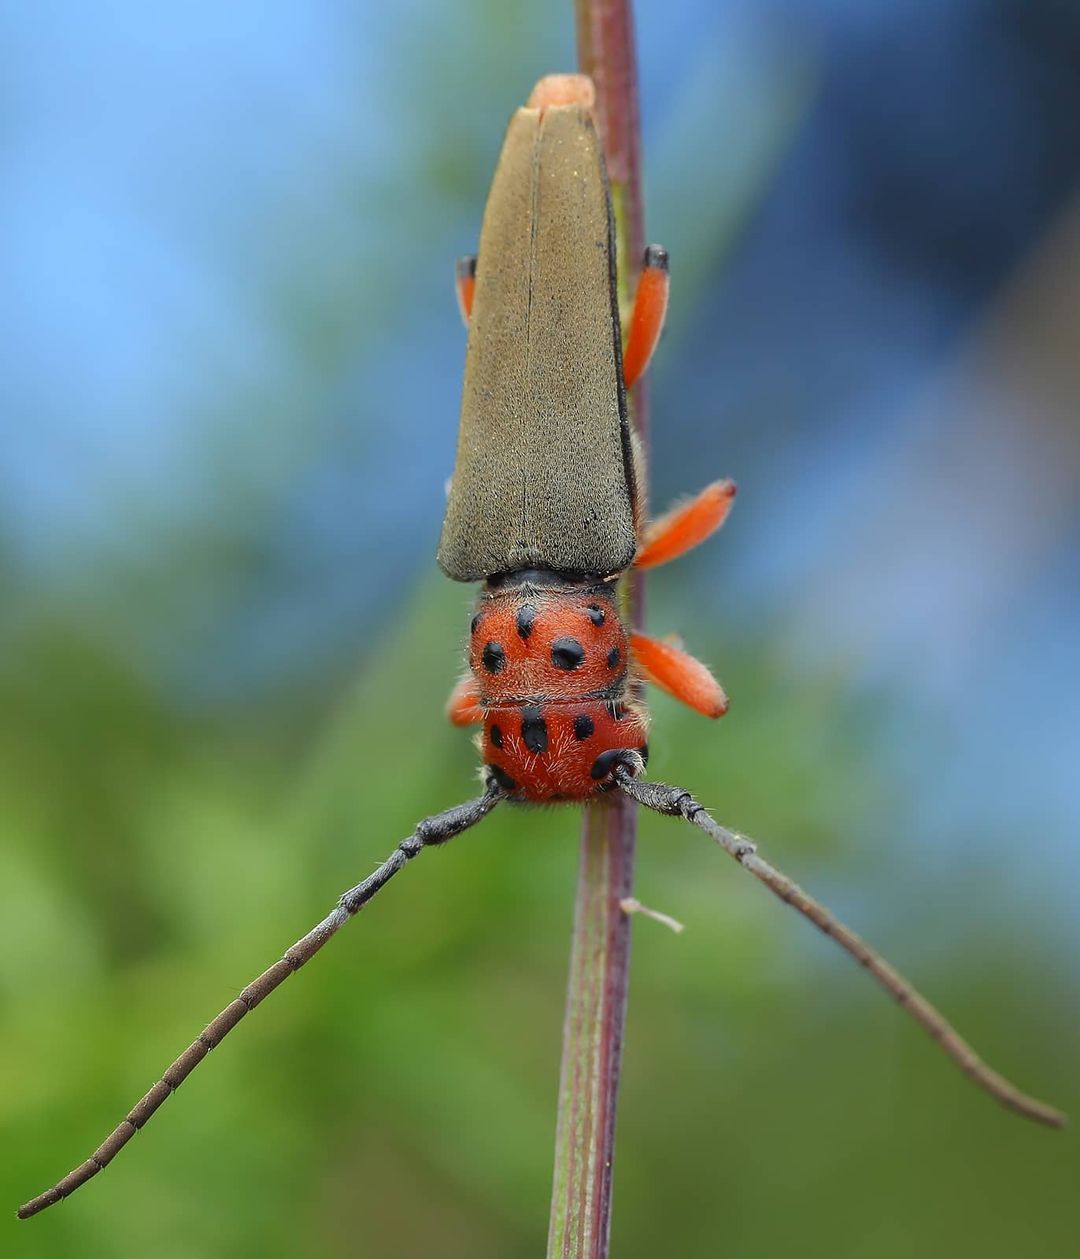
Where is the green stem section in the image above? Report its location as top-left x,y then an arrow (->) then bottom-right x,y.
548,3 -> 646,1256
548,794 -> 638,1254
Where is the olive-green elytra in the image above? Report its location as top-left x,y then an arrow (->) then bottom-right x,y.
437,100 -> 636,582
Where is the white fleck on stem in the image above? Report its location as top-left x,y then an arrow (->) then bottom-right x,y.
620,896 -> 685,934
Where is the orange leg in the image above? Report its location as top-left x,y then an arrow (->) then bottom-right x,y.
635,479 -> 736,570
446,674 -> 484,725
622,245 -> 669,391
455,255 -> 477,325
630,632 -> 728,718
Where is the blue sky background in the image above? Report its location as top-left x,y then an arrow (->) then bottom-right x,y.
5,0 -> 1076,867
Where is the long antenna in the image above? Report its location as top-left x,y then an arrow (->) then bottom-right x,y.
616,767 -> 1066,1129
17,784 -> 503,1220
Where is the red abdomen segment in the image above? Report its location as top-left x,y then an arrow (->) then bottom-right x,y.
468,579 -> 649,801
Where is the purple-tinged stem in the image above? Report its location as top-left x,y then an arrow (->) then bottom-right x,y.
548,3 -> 647,1255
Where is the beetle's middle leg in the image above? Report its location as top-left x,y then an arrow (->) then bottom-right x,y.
635,480 -> 736,570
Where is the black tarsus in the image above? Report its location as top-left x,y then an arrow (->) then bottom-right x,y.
643,243 -> 668,272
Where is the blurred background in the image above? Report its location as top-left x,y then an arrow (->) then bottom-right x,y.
3,2 -> 1078,1255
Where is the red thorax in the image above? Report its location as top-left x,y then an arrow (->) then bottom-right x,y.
467,573 -> 648,802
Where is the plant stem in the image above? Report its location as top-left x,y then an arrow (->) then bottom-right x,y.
548,4 -> 646,1255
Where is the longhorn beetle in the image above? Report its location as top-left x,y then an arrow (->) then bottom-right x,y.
18,72 -> 1062,1222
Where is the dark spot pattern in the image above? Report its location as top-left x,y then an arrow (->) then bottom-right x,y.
520,706 -> 548,754
573,714 -> 595,741
490,723 -> 503,749
551,637 -> 585,671
488,764 -> 518,792
470,613 -> 481,635
586,604 -> 605,626
516,604 -> 537,640
606,646 -> 621,669
482,642 -> 506,674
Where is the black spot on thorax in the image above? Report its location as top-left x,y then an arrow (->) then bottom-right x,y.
482,642 -> 506,674
551,637 -> 585,670
516,604 -> 537,640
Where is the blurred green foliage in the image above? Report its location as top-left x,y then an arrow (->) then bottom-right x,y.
3,578 -> 1076,1257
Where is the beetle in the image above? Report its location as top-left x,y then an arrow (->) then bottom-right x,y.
17,71 -> 1061,1224
439,72 -> 733,804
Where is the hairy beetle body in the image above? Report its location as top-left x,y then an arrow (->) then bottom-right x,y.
441,75 -> 732,802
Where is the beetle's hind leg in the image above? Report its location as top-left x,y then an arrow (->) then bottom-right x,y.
635,479 -> 735,570
455,255 -> 477,325
623,245 -> 670,390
